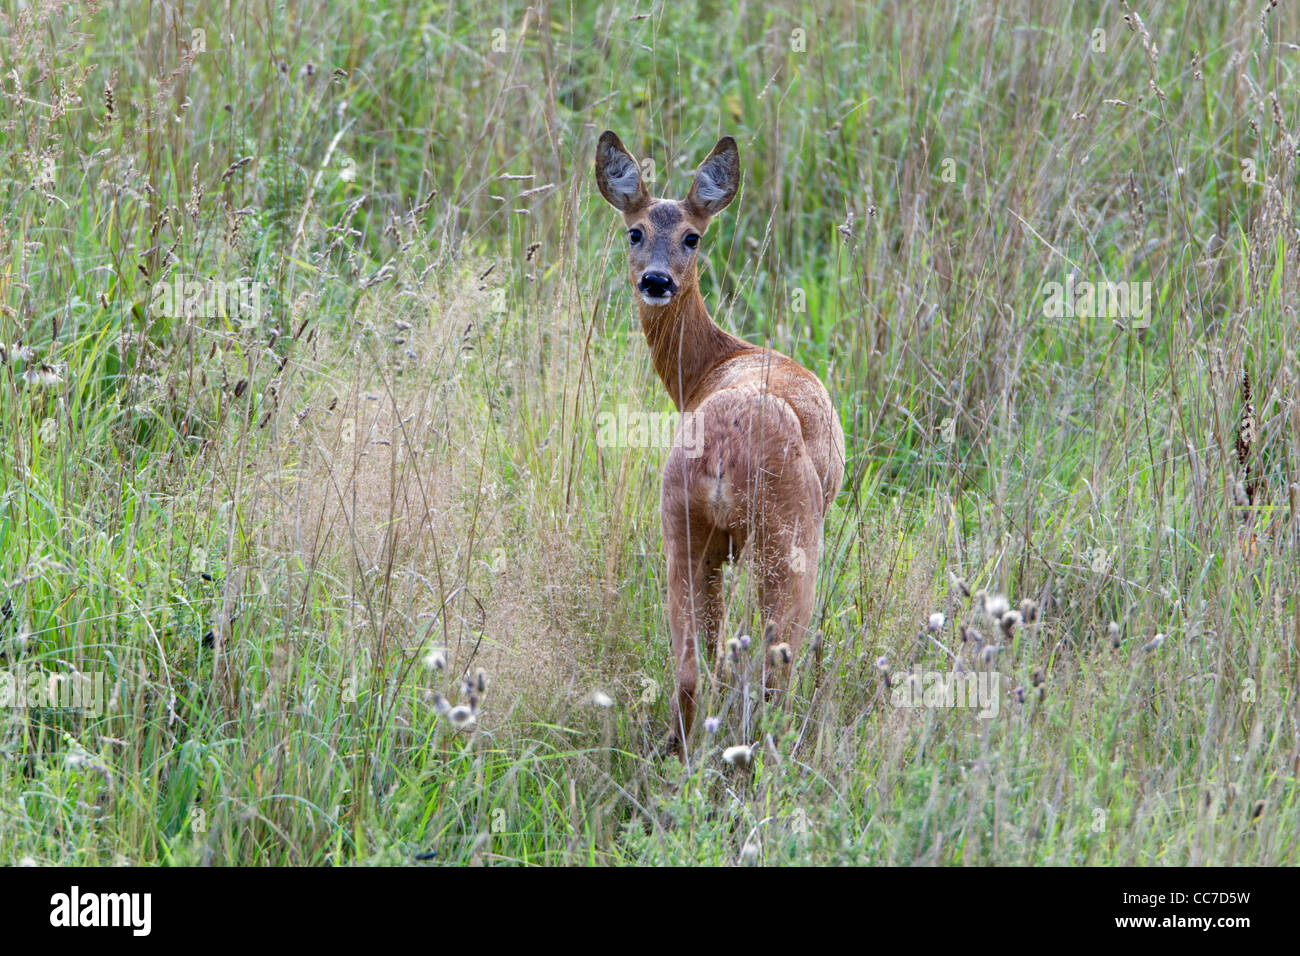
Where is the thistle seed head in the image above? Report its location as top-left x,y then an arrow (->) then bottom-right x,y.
979,591 -> 1010,621
448,704 -> 475,729
722,744 -> 754,770
726,636 -> 742,664
1000,609 -> 1023,638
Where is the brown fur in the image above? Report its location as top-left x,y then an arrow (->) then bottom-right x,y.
594,131 -> 845,748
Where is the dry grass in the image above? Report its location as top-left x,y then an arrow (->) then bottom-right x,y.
229,285 -> 611,729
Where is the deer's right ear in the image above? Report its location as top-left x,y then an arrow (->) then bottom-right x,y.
595,131 -> 650,214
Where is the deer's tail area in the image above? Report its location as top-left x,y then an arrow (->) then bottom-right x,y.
667,387 -> 825,537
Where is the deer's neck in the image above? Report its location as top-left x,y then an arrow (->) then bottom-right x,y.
638,285 -> 751,410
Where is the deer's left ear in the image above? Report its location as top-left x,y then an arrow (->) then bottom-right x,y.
685,136 -> 740,218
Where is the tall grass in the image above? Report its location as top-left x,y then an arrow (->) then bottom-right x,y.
0,0 -> 1296,864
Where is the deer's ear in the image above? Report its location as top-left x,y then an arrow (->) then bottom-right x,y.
685,136 -> 739,218
594,131 -> 650,214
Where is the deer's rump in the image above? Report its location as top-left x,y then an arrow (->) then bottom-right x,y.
663,386 -> 827,540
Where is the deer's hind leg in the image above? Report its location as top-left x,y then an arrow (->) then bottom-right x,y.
751,448 -> 825,697
661,456 -> 736,750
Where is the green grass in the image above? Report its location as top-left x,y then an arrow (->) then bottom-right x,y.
0,0 -> 1297,865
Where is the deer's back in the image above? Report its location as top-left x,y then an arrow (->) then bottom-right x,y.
685,347 -> 845,516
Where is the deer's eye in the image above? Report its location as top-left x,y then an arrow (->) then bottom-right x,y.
628,228 -> 643,245
683,233 -> 699,249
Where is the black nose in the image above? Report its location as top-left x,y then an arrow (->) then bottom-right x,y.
639,272 -> 675,296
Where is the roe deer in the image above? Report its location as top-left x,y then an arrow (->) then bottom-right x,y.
594,131 -> 845,749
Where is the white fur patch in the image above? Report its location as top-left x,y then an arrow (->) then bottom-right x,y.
638,290 -> 672,307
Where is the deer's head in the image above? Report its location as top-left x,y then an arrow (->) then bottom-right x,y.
594,130 -> 739,308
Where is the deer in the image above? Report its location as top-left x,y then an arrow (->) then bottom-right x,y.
594,130 -> 845,751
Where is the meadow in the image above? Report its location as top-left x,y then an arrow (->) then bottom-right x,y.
0,0 -> 1297,865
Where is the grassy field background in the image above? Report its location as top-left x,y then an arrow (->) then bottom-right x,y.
1,0 -> 1297,864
